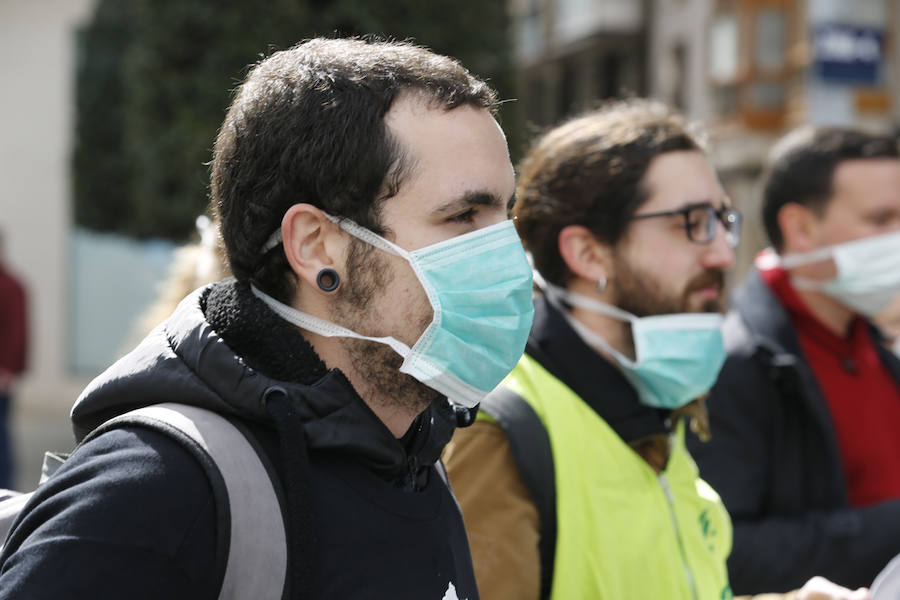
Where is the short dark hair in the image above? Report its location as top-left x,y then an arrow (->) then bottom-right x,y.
211,37 -> 499,302
762,126 -> 899,251
513,99 -> 702,286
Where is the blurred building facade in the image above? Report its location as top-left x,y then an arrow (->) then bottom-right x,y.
3,0 -> 898,489
510,0 -> 649,135
509,0 -> 900,278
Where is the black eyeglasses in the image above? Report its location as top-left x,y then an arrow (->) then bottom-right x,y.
631,203 -> 742,248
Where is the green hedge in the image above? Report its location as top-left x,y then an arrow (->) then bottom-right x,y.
73,0 -> 517,241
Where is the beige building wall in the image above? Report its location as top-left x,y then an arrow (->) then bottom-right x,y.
0,0 -> 98,487
648,0 -> 712,120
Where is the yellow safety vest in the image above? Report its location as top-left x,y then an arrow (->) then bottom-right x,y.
489,353 -> 733,600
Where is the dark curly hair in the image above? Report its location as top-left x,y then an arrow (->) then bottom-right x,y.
761,126 -> 899,251
512,99 -> 702,287
210,37 -> 499,302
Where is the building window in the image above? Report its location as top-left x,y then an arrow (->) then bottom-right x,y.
710,12 -> 739,82
708,0 -> 793,129
670,43 -> 687,109
596,53 -> 623,99
754,8 -> 785,70
559,60 -> 577,118
512,0 -> 543,62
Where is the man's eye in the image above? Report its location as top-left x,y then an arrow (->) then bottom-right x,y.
685,208 -> 710,231
449,209 -> 476,223
869,210 -> 899,227
683,216 -> 703,232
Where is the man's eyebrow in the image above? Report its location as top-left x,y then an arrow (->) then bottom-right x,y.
674,197 -> 731,211
431,191 -> 506,217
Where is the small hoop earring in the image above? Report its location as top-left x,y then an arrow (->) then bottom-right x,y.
316,268 -> 340,292
596,275 -> 608,294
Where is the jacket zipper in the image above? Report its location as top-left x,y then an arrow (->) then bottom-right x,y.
403,455 -> 419,492
659,473 -> 698,600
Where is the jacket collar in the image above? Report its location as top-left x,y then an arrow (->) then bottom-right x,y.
733,267 -> 900,401
527,295 -> 669,442
731,268 -> 806,358
72,279 -> 455,483
204,279 -> 456,481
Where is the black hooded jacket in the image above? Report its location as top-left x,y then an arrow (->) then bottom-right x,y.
0,280 -> 478,600
687,270 -> 900,594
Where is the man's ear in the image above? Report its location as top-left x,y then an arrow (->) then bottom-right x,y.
281,204 -> 346,292
558,225 -> 613,285
778,202 -> 822,253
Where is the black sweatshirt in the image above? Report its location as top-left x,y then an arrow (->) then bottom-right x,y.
0,280 -> 478,600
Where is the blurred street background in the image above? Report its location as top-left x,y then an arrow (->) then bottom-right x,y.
1,0 -> 898,489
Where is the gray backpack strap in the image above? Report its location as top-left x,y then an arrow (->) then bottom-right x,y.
0,492 -> 33,545
0,451 -> 67,548
480,387 -> 556,600
95,403 -> 287,600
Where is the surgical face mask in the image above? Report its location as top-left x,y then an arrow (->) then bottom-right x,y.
535,273 -> 725,410
780,231 -> 900,317
254,217 -> 535,408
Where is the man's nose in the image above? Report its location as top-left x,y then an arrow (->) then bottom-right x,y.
703,221 -> 736,269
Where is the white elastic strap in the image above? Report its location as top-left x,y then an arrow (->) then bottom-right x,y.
778,246 -> 834,269
762,247 -> 831,289
324,214 -> 443,336
261,229 -> 283,254
531,269 -> 637,366
532,269 -> 637,323
790,276 -> 825,291
782,231 -> 900,269
251,285 -> 412,357
562,310 -> 638,368
260,213 -> 409,258
323,214 -> 408,258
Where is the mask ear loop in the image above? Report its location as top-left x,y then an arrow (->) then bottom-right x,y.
776,245 -> 837,292
251,285 -> 413,358
322,214 -> 407,259
778,246 -> 834,269
532,268 -> 640,362
534,269 -> 637,323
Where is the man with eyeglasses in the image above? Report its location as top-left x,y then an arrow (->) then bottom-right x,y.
687,126 -> 900,595
443,99 -> 741,599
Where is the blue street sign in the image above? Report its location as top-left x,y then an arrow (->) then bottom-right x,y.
814,24 -> 883,85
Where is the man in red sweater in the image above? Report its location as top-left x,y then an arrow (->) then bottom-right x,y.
0,230 -> 27,489
689,126 -> 900,595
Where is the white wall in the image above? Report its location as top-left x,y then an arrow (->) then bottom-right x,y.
0,0 -> 99,486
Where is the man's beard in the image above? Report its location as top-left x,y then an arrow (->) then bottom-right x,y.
330,239 -> 441,419
612,253 -> 725,317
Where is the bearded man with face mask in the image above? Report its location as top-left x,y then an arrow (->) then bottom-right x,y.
687,127 -> 900,595
443,99 -> 741,600
0,38 -> 535,599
